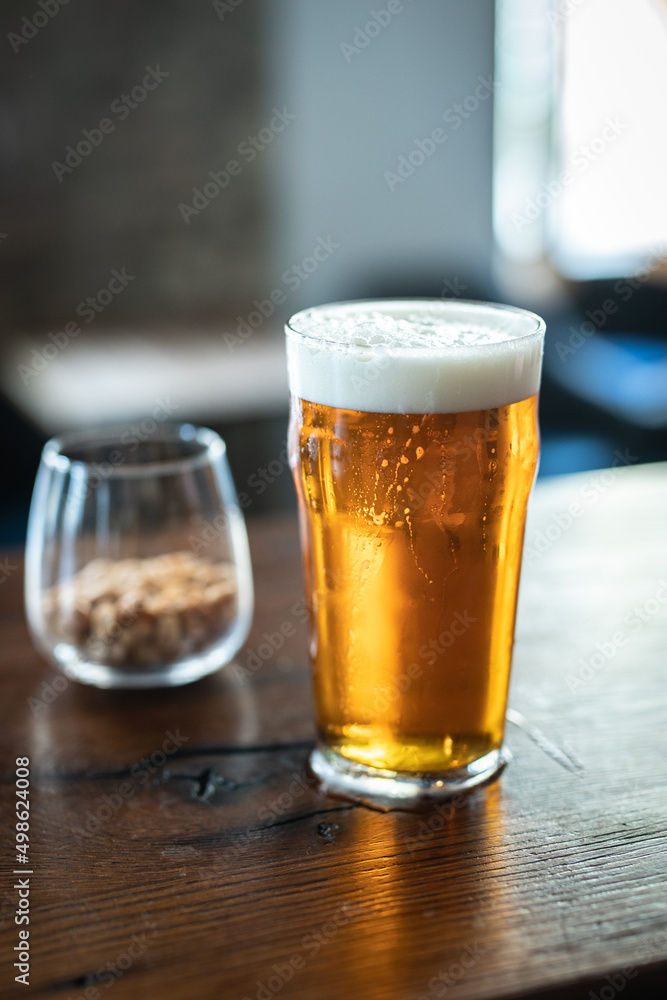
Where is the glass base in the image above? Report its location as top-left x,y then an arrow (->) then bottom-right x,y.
51,641 -> 237,689
309,744 -> 509,810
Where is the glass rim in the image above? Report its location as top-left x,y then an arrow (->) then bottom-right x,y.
41,422 -> 226,478
285,297 -> 546,349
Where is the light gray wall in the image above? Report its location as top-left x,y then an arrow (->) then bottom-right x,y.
265,0 -> 496,308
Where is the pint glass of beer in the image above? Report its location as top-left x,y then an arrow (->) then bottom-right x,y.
286,300 -> 545,806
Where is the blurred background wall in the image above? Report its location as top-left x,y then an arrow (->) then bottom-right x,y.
1,0 -> 666,544
1,0 -> 265,328
265,0 -> 495,305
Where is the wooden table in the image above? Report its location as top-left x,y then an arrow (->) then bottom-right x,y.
2,462 -> 667,1000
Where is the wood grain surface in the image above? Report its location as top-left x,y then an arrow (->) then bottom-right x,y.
1,462 -> 667,1000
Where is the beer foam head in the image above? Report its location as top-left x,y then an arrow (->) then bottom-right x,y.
286,299 -> 545,413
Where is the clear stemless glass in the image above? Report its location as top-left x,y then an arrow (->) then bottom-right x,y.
25,423 -> 253,688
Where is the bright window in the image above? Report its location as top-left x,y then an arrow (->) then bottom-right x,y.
555,0 -> 667,276
495,0 -> 667,278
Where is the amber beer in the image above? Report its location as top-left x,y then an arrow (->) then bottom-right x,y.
286,300 -> 545,804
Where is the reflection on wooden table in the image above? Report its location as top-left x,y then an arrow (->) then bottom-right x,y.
1,463 -> 666,999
